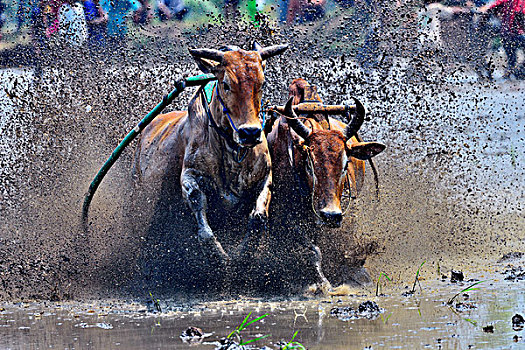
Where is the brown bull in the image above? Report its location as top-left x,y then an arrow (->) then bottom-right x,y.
133,44 -> 287,269
266,78 -> 385,291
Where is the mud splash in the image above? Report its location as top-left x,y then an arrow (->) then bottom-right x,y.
0,10 -> 524,300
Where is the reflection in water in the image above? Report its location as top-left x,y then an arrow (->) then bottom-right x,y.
0,278 -> 523,349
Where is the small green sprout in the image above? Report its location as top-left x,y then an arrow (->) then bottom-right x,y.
376,272 -> 392,296
447,280 -> 485,305
149,292 -> 161,313
227,312 -> 270,346
465,318 -> 478,326
381,312 -> 393,324
281,331 -> 307,350
411,261 -> 426,294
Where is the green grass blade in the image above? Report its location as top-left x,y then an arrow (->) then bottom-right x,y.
284,342 -> 307,350
376,272 -> 392,296
240,334 -> 271,345
227,329 -> 240,339
237,311 -> 252,331
381,312 -> 393,324
289,330 -> 299,342
411,261 -> 426,293
283,331 -> 305,349
242,313 -> 269,330
459,281 -> 484,294
464,318 -> 478,326
447,280 -> 486,304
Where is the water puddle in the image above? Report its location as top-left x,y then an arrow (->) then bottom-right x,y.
1,276 -> 523,349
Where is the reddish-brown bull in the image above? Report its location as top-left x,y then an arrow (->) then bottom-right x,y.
133,44 -> 287,269
266,78 -> 385,292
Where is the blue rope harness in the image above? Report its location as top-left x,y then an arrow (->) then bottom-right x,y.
200,82 -> 266,163
215,85 -> 267,132
216,85 -> 240,133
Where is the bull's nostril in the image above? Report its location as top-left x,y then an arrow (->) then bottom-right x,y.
320,210 -> 343,224
239,127 -> 262,141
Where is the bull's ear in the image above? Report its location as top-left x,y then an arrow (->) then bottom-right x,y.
192,56 -> 221,74
347,142 -> 385,160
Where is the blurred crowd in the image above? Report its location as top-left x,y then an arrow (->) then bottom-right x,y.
418,0 -> 525,79
0,0 -> 523,78
0,0 -> 193,47
0,0 -> 329,46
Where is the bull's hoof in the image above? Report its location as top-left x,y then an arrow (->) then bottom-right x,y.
198,229 -> 230,268
320,279 -> 333,295
305,279 -> 333,296
248,212 -> 268,234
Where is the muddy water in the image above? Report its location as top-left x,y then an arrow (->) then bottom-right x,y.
1,274 -> 523,349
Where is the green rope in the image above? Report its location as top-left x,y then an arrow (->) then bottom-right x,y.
81,73 -> 217,230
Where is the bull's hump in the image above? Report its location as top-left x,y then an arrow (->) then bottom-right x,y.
143,112 -> 185,145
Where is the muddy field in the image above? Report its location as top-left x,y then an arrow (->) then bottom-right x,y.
1,265 -> 524,349
0,8 -> 524,349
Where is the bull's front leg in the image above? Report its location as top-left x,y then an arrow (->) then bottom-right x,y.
181,169 -> 229,264
239,171 -> 272,254
309,244 -> 332,295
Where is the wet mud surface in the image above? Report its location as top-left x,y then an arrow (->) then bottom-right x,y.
1,269 -> 523,349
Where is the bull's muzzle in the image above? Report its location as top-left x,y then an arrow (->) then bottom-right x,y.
237,126 -> 263,147
319,209 -> 343,228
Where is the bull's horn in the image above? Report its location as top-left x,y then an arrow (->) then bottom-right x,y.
188,48 -> 225,63
252,41 -> 263,52
344,97 -> 365,141
284,97 -> 312,139
257,44 -> 289,60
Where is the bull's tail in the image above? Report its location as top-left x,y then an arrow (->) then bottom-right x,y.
368,158 -> 380,199
356,132 -> 380,199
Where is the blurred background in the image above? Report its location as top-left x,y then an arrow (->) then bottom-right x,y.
0,0 -> 522,80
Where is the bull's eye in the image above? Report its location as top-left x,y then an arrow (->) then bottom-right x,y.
223,82 -> 230,92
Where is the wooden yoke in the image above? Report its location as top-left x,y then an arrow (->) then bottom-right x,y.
268,102 -> 355,116
302,85 -> 328,129
270,83 -> 356,118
